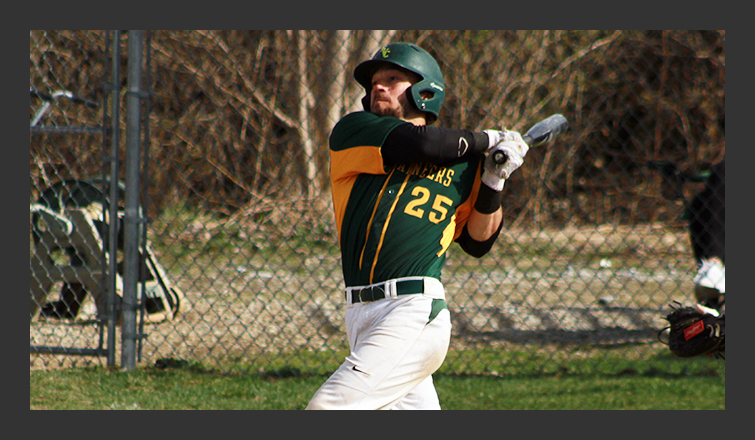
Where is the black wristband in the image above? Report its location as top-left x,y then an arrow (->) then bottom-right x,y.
474,183 -> 503,214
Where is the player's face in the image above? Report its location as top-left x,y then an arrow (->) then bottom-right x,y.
370,66 -> 421,120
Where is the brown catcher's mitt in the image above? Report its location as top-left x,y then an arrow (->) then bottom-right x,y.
659,302 -> 725,360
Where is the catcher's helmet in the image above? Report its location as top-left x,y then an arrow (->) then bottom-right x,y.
354,42 -> 445,124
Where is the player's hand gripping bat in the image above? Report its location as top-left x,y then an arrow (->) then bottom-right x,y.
493,114 -> 569,164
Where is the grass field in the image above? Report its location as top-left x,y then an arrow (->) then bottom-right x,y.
30,348 -> 724,410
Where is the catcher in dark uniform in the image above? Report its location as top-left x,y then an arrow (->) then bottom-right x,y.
306,42 -> 529,409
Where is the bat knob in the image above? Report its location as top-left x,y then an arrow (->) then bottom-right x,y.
493,150 -> 508,164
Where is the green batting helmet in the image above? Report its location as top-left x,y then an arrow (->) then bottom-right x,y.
354,42 -> 446,124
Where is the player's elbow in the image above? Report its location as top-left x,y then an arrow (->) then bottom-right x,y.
456,226 -> 498,258
460,242 -> 490,259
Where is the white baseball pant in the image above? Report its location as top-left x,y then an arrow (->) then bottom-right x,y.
306,277 -> 452,410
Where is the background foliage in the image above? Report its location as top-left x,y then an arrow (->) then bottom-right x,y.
30,30 -> 725,225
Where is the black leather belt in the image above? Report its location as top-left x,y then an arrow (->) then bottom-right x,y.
347,279 -> 425,304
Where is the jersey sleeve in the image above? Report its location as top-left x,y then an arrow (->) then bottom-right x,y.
329,111 -> 407,183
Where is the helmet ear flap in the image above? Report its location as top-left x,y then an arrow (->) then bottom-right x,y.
407,87 -> 436,124
409,80 -> 442,124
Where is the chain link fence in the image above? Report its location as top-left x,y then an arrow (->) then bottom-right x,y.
30,30 -> 725,375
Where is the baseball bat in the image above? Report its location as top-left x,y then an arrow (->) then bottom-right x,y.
493,114 -> 569,164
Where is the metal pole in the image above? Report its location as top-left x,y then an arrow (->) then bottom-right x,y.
136,30 -> 153,363
106,30 -> 121,367
121,30 -> 145,371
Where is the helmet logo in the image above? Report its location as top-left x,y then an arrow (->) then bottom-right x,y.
430,82 -> 444,92
380,47 -> 391,58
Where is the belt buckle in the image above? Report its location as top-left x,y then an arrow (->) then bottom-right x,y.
357,285 -> 383,303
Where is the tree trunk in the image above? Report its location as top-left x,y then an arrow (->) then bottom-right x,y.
295,30 -> 319,200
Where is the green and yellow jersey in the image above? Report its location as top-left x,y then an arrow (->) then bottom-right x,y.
330,111 -> 487,287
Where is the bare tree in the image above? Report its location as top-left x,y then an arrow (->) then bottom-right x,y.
323,30 -> 352,133
295,30 -> 319,200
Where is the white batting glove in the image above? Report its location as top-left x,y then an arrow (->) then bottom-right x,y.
483,129 -> 506,152
482,129 -> 528,153
481,131 -> 529,191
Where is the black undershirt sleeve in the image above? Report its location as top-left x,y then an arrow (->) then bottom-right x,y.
381,123 -> 489,165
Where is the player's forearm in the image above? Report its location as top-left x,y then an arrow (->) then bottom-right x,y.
455,183 -> 504,257
467,208 -> 503,242
456,209 -> 502,258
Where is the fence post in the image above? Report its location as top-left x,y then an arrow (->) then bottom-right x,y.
121,30 -> 145,371
106,30 -> 122,367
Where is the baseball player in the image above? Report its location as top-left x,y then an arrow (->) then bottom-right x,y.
306,42 -> 528,410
